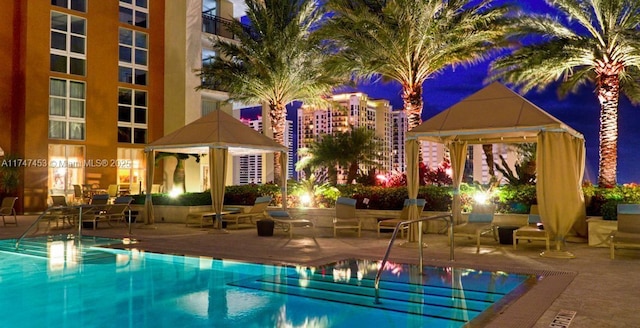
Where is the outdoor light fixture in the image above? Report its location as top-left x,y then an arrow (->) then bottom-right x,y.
0,146 -> 4,157
169,187 -> 183,198
473,191 -> 490,204
300,193 -> 311,206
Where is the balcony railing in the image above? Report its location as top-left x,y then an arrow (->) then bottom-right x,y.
202,13 -> 237,40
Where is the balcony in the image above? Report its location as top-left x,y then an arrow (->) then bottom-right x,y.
202,13 -> 237,40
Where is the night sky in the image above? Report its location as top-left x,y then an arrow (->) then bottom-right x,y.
241,0 -> 640,184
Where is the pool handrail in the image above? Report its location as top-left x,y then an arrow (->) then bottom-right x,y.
15,204 -> 132,249
373,213 -> 454,304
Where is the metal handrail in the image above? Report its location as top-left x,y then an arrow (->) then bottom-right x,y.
373,213 -> 454,304
14,203 -> 132,249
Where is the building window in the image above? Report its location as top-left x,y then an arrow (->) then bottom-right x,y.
117,148 -> 145,194
48,144 -> 84,198
49,78 -> 85,140
119,0 -> 148,28
51,0 -> 87,12
118,88 -> 147,144
50,11 -> 86,76
118,28 -> 147,85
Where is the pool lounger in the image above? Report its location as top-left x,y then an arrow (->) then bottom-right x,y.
268,210 -> 314,238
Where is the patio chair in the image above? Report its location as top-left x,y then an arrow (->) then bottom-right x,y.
450,203 -> 497,253
222,196 -> 271,229
267,210 -> 314,239
377,199 -> 427,238
0,197 -> 18,226
107,184 -> 119,198
333,197 -> 360,237
513,205 -> 550,251
90,193 -> 110,205
610,204 -> 640,259
72,184 -> 84,203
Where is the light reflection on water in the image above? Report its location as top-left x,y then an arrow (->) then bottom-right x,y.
0,237 -> 531,328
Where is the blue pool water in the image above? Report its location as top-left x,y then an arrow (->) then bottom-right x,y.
0,236 -> 533,327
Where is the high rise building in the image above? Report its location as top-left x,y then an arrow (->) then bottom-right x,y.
297,92 -> 396,183
233,117 -> 294,184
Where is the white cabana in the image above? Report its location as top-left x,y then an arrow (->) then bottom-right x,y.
406,82 -> 586,258
144,110 -> 287,227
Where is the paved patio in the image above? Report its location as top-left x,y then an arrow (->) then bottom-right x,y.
2,215 -> 639,327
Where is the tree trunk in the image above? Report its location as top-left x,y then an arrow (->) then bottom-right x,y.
346,161 -> 359,184
596,74 -> 620,187
173,159 -> 186,193
402,85 -> 424,131
269,101 -> 287,185
482,144 -> 495,181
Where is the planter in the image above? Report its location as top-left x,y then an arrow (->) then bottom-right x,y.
256,219 -> 274,236
497,226 -> 519,245
82,221 -> 98,229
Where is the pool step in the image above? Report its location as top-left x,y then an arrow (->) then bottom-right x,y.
0,236 -> 121,263
229,272 -> 495,323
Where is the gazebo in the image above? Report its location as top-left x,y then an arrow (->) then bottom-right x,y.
143,110 -> 288,227
405,82 -> 586,258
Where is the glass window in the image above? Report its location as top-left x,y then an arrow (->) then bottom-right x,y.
49,78 -> 85,140
117,148 -> 146,194
119,0 -> 148,28
119,28 -> 147,86
50,11 -> 86,76
48,144 -> 85,200
52,0 -> 86,12
118,88 -> 147,144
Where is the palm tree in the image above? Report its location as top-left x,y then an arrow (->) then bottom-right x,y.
298,127 -> 385,185
321,0 -> 515,130
155,152 -> 202,193
490,0 -> 640,187
199,0 -> 346,185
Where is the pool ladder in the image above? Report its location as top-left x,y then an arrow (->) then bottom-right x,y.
373,213 -> 454,304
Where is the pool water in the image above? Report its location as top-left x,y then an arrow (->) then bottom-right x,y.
0,235 -> 534,327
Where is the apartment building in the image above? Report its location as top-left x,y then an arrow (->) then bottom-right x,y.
0,0 -> 252,212
297,92 -> 397,183
1,0 -> 165,213
232,117 -> 294,185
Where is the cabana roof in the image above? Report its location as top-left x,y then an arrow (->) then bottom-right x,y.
407,82 -> 583,144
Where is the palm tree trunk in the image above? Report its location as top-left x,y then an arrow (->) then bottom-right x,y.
402,85 -> 424,131
346,162 -> 359,184
269,101 -> 288,185
482,144 -> 495,181
596,74 -> 620,187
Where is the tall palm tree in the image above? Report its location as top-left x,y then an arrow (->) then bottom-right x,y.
322,0 -> 515,130
199,0 -> 346,185
299,127 -> 385,185
490,0 -> 640,187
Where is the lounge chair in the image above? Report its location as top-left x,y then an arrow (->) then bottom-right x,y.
73,184 -> 84,203
610,204 -> 640,259
377,199 -> 427,238
267,210 -> 314,238
0,197 -> 18,226
450,203 -> 497,253
513,205 -> 550,251
333,197 -> 360,237
90,193 -> 110,205
222,196 -> 271,229
82,198 -> 132,229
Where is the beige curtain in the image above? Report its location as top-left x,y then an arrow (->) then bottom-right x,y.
280,151 -> 288,210
405,139 -> 420,242
448,141 -> 468,225
144,150 -> 155,224
536,131 -> 586,256
209,147 -> 228,227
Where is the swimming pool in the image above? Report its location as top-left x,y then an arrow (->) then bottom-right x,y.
0,235 -> 534,327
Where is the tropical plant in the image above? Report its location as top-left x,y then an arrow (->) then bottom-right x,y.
490,0 -> 640,187
494,143 -> 537,186
297,127 -> 385,185
198,0 -> 346,185
0,154 -> 20,196
155,152 -> 202,193
322,0 -> 515,131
